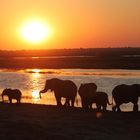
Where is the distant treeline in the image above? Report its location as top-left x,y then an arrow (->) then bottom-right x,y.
0,48 -> 140,69
0,48 -> 140,57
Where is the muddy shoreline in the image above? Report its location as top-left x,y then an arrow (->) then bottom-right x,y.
0,103 -> 140,140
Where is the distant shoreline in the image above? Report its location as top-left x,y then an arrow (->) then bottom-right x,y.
0,48 -> 140,70
0,56 -> 140,70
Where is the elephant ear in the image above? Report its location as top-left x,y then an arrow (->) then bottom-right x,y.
45,79 -> 54,91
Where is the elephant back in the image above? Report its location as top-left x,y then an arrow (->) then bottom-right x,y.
12,89 -> 22,97
78,83 -> 97,98
49,78 -> 77,97
94,92 -> 109,103
61,80 -> 77,96
2,88 -> 22,97
112,84 -> 140,103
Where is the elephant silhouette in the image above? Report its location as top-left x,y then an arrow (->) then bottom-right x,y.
2,88 -> 22,103
78,83 -> 111,111
112,84 -> 140,112
92,91 -> 111,111
39,78 -> 77,107
78,83 -> 97,109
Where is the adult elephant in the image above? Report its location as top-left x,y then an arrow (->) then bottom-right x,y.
2,88 -> 22,103
39,78 -> 77,107
112,84 -> 140,112
78,83 -> 97,109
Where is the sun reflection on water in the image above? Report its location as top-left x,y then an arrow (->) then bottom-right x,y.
32,69 -> 40,73
30,69 -> 41,103
31,90 -> 40,103
32,90 -> 40,99
1,68 -> 140,111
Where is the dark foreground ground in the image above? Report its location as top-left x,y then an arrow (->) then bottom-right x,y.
0,103 -> 140,140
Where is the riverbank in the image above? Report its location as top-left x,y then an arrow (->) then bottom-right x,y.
0,56 -> 140,69
0,103 -> 140,140
0,48 -> 140,69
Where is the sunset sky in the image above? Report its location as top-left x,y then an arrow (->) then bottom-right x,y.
0,0 -> 140,50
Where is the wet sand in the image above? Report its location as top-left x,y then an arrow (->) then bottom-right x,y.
0,103 -> 140,140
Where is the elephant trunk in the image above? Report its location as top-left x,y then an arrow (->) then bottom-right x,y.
39,92 -> 42,99
39,88 -> 48,99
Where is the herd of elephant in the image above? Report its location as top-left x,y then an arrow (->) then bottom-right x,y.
1,78 -> 140,112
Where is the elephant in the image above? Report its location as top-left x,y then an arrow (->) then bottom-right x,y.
39,78 -> 77,107
112,84 -> 140,112
78,83 -> 97,109
92,91 -> 111,111
78,83 -> 111,111
2,88 -> 22,103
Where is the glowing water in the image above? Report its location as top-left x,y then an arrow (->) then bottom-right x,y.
0,69 -> 140,111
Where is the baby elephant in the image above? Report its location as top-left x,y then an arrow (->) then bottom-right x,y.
2,88 -> 22,103
91,91 -> 111,111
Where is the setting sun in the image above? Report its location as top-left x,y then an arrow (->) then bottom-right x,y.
20,20 -> 51,44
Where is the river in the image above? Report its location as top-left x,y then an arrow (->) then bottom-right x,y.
0,69 -> 140,111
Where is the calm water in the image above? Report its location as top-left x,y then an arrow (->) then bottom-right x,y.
0,69 -> 140,111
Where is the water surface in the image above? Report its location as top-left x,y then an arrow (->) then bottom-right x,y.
0,69 -> 140,111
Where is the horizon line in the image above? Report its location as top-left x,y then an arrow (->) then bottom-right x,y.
0,47 -> 140,51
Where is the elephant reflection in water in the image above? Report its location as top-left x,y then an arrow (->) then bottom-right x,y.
2,88 -> 22,103
78,83 -> 111,111
112,84 -> 140,112
39,78 -> 77,107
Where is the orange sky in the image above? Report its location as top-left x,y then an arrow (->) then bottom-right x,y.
0,0 -> 140,50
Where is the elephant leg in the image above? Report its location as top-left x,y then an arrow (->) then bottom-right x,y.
71,98 -> 75,107
116,105 -> 121,112
113,103 -> 121,112
55,96 -> 62,106
96,104 -> 101,111
9,97 -> 12,103
89,103 -> 92,109
82,101 -> 88,110
64,98 -> 70,107
17,99 -> 21,104
133,103 -> 138,112
81,101 -> 86,109
64,99 -> 67,106
112,105 -> 117,112
102,104 -> 107,112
